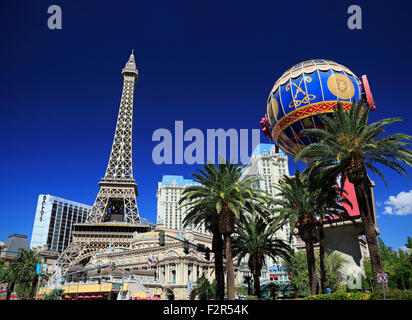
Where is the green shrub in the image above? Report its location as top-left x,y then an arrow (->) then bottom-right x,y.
246,295 -> 259,300
305,292 -> 368,300
336,284 -> 347,293
401,289 -> 412,300
369,288 -> 412,300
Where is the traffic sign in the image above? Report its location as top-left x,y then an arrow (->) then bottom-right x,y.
36,263 -> 41,275
377,273 -> 388,300
377,273 -> 388,284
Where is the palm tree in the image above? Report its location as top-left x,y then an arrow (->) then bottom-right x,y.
272,170 -> 319,295
43,288 -> 65,300
0,263 -> 20,300
295,99 -> 412,286
195,275 -> 214,300
14,250 -> 39,299
304,167 -> 353,293
231,214 -> 292,298
179,161 -> 270,299
243,275 -> 252,295
180,199 -> 225,300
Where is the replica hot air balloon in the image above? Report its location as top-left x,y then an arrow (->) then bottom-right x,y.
260,59 -> 375,158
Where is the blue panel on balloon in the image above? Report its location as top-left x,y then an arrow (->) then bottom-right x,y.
265,59 -> 366,158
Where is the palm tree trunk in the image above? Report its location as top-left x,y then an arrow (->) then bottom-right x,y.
293,283 -> 299,298
212,229 -> 225,300
305,239 -> 318,295
224,234 -> 235,300
354,182 -> 384,287
253,269 -> 261,298
29,274 -> 39,299
319,226 -> 327,294
6,282 -> 15,300
20,282 -> 27,300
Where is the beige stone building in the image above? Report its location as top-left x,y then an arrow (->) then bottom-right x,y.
39,225 -> 242,300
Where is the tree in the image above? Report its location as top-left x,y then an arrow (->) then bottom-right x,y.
231,214 -> 292,298
195,275 -> 213,300
361,258 -> 374,291
13,250 -> 40,299
296,99 -> 412,286
235,284 -> 247,296
273,170 -> 319,295
43,288 -> 65,300
243,275 -> 252,295
405,237 -> 412,256
181,200 -> 225,300
284,251 -> 310,297
393,249 -> 412,290
320,252 -> 348,292
179,161 -> 270,299
304,167 -> 353,293
0,250 -> 41,300
285,250 -> 348,296
0,263 -> 20,300
363,238 -> 412,292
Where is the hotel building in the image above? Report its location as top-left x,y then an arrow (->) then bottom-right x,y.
243,143 -> 294,248
30,194 -> 92,253
156,175 -> 208,234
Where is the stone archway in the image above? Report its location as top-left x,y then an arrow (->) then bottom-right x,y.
165,288 -> 175,300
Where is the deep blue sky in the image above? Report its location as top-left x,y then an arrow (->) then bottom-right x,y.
0,0 -> 411,250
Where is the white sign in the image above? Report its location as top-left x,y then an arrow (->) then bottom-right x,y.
377,273 -> 388,284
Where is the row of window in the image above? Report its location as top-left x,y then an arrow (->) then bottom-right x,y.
48,202 -> 90,252
269,274 -> 290,281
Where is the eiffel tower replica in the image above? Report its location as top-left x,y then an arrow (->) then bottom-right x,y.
49,52 -> 151,287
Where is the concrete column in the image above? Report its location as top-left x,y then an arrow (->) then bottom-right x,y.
183,263 -> 188,284
176,263 -> 180,284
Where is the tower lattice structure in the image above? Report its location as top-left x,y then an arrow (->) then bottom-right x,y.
86,51 -> 140,225
49,52 -> 150,287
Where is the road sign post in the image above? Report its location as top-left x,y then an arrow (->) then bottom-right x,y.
377,273 -> 388,300
35,263 -> 42,300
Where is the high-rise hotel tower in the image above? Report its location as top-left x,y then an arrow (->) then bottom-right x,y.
156,175 -> 209,234
30,194 -> 92,253
243,144 -> 293,246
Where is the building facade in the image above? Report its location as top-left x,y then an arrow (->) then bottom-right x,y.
0,234 -> 30,259
156,145 -> 294,291
40,226 -> 242,300
242,144 -> 294,267
156,175 -> 208,234
292,178 -> 372,289
244,144 -> 291,242
30,194 -> 92,253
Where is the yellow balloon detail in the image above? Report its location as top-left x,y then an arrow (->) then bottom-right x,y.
285,76 -> 316,108
327,73 -> 355,100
